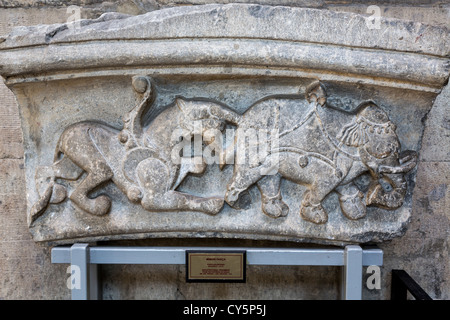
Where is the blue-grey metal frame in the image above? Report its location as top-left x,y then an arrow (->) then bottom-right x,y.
51,244 -> 383,300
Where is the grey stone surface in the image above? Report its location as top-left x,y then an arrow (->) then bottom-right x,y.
419,85 -> 450,162
1,4 -> 448,88
1,3 -> 443,51
0,4 -> 447,246
0,1 -> 448,300
18,77 -> 423,244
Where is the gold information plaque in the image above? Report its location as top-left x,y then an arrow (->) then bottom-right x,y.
186,250 -> 246,283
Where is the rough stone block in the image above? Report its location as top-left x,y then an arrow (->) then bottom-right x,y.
420,84 -> 450,162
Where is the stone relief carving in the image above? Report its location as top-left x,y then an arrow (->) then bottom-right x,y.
2,3 -> 445,244
223,83 -> 418,224
30,77 -> 418,228
30,76 -> 241,222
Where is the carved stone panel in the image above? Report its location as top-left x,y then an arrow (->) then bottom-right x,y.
0,4 -> 448,245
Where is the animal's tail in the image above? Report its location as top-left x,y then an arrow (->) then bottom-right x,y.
119,76 -> 155,149
29,137 -> 68,225
29,173 -> 67,225
29,181 -> 54,224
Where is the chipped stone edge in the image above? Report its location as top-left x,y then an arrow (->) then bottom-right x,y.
1,4 -> 448,56
0,4 -> 448,92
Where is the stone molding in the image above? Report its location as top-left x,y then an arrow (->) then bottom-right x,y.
0,4 -> 448,90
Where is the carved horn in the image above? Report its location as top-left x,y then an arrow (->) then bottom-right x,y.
209,104 -> 241,126
378,150 -> 417,174
366,173 -> 407,209
366,150 -> 417,209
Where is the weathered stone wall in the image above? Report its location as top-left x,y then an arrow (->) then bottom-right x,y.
0,1 -> 448,300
